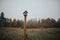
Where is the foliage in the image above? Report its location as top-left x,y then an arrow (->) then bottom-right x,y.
27,19 -> 38,28
27,18 -> 57,28
0,12 -> 60,28
55,18 -> 60,27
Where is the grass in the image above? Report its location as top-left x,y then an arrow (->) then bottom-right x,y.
0,28 -> 60,40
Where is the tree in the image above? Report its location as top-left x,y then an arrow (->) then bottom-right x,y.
27,19 -> 38,28
0,12 -> 6,27
12,19 -> 17,27
40,18 -> 56,28
38,19 -> 41,27
17,20 -> 24,27
51,18 -> 56,27
56,18 -> 60,27
40,19 -> 46,27
8,18 -> 12,27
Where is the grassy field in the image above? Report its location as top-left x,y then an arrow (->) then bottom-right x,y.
0,28 -> 60,40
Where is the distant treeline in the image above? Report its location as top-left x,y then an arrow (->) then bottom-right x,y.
27,18 -> 60,28
0,12 -> 24,27
0,12 -> 60,28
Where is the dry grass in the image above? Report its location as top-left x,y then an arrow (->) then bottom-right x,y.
0,27 -> 60,40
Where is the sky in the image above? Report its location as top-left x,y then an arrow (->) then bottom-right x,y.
0,0 -> 60,20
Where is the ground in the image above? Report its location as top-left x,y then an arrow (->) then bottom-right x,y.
0,27 -> 60,40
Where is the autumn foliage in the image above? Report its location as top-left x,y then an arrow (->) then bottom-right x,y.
0,12 -> 60,28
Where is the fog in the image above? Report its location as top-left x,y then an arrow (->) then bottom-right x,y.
0,0 -> 60,20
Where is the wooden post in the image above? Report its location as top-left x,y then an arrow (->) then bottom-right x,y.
23,11 -> 28,40
24,15 -> 27,40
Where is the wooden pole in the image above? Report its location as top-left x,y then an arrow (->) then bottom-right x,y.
24,16 -> 27,40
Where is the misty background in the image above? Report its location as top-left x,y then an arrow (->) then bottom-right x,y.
0,0 -> 60,20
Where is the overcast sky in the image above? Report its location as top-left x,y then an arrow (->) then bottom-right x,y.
0,0 -> 60,20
